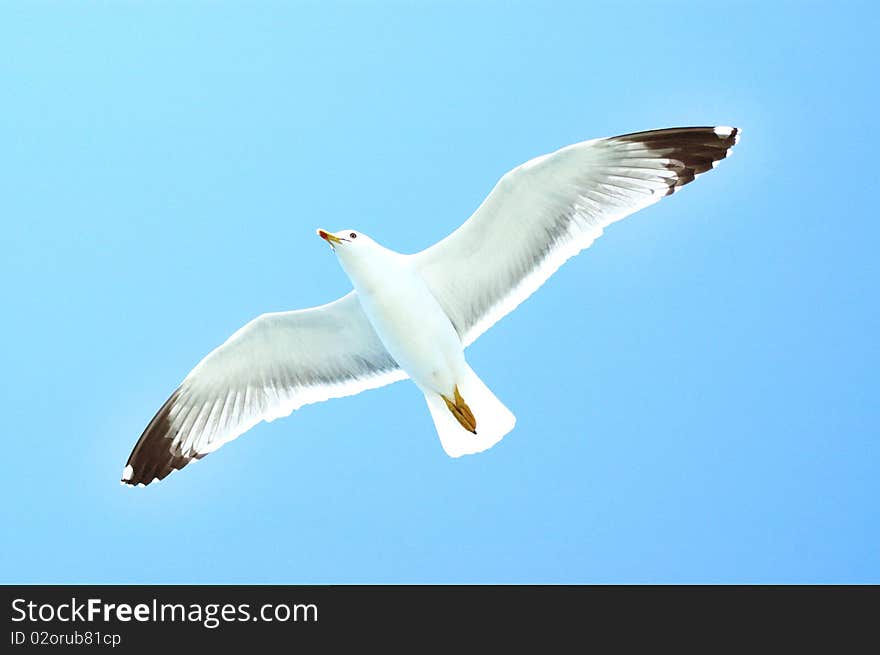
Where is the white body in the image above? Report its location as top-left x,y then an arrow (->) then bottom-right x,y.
336,241 -> 463,396
333,233 -> 515,456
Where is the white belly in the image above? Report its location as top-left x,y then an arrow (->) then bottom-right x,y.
351,260 -> 465,396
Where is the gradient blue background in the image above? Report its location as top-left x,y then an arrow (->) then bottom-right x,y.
2,1 -> 877,583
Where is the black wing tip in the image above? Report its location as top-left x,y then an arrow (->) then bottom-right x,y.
615,125 -> 740,144
614,125 -> 740,197
121,388 -> 203,487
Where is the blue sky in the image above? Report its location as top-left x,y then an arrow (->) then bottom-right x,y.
2,1 -> 877,583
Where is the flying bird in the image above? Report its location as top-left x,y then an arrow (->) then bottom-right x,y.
122,126 -> 740,486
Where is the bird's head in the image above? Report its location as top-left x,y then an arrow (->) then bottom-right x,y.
316,228 -> 377,252
316,228 -> 385,270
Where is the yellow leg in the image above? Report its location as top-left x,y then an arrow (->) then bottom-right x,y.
454,385 -> 475,427
442,385 -> 477,434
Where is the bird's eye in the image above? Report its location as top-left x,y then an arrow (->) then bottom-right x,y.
350,232 -> 357,239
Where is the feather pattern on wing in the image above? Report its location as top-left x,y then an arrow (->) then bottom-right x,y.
123,292 -> 406,485
413,126 -> 739,346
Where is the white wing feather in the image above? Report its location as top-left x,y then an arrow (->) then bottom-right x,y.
123,291 -> 405,485
413,126 -> 740,346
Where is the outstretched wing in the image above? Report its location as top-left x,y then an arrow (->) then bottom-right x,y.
413,126 -> 740,346
123,291 -> 405,486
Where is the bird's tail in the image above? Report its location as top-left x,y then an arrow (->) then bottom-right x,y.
423,364 -> 516,457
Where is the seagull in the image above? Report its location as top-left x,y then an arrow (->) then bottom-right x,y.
122,126 -> 740,486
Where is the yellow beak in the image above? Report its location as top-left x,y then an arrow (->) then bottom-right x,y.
317,229 -> 343,245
